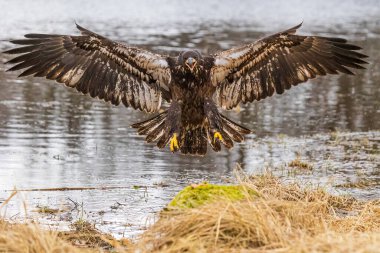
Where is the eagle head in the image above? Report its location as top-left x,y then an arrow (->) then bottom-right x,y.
179,50 -> 202,73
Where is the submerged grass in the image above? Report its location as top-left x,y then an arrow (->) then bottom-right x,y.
288,156 -> 314,170
1,173 -> 379,252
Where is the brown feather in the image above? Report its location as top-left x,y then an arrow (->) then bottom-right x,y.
5,25 -> 171,113
211,23 -> 368,109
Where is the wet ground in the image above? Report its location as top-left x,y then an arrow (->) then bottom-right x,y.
0,0 -> 379,239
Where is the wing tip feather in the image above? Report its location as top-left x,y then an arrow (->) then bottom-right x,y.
285,21 -> 303,34
74,22 -> 104,39
75,21 -> 86,33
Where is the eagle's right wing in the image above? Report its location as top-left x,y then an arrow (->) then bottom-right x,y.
4,24 -> 172,113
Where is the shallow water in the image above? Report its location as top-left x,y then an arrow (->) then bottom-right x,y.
0,0 -> 379,238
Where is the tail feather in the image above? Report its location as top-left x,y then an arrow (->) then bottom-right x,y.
145,121 -> 166,143
219,115 -> 251,143
220,114 -> 251,135
131,111 -> 251,155
180,127 -> 208,155
131,111 -> 168,145
131,111 -> 167,135
219,129 -> 234,148
221,122 -> 243,142
157,133 -> 171,149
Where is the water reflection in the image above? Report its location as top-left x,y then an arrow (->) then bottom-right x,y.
0,0 -> 379,238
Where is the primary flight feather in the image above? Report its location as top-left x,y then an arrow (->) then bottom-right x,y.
4,23 -> 368,155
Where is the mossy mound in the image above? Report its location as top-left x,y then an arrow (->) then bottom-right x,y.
168,183 -> 256,209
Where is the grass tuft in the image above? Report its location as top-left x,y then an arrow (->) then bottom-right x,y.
288,156 -> 313,170
133,174 -> 380,253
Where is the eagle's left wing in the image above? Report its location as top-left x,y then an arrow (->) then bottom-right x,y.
4,24 -> 171,113
210,23 -> 368,110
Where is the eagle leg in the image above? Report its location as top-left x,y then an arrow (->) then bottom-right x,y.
166,101 -> 182,153
131,101 -> 183,153
204,99 -> 223,134
204,99 -> 251,150
203,99 -> 229,149
169,133 -> 180,152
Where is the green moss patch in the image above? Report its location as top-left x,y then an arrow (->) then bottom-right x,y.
168,183 -> 256,209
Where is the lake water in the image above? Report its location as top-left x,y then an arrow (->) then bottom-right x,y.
0,0 -> 379,238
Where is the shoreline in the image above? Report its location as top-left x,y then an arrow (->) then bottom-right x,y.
1,172 -> 379,252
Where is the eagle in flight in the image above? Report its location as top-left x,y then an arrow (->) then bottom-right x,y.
4,23 -> 368,155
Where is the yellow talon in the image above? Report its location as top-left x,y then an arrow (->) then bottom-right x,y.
169,133 -> 179,152
214,131 -> 223,142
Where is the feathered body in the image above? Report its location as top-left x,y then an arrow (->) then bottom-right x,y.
4,23 -> 368,155
132,51 -> 251,155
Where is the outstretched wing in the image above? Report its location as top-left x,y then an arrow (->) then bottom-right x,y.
4,24 -> 171,113
210,23 -> 368,110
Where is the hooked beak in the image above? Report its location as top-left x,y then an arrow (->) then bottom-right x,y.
185,57 -> 197,71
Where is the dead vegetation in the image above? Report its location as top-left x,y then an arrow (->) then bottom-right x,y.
0,219 -> 131,253
132,174 -> 380,253
59,219 -> 131,250
288,156 -> 314,170
1,174 -> 379,253
335,178 -> 379,189
34,205 -> 60,214
0,220 -> 87,253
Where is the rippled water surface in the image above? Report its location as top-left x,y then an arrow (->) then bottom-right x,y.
0,0 -> 379,238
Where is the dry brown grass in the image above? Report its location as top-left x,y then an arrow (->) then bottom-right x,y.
288,156 -> 313,170
59,219 -> 131,251
0,220 -> 89,253
1,174 -> 379,253
132,174 -> 380,253
0,219 -> 132,253
0,191 -> 129,253
335,179 -> 379,189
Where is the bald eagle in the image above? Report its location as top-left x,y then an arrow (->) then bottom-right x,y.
4,23 -> 368,155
